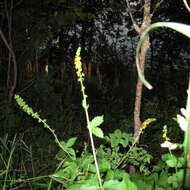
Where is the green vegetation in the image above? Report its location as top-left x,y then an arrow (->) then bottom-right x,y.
1,22 -> 189,189
1,0 -> 190,189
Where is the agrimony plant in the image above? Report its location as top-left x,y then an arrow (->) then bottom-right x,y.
14,94 -> 72,158
74,47 -> 104,189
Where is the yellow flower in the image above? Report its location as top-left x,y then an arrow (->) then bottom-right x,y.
74,47 -> 84,82
162,125 -> 170,141
140,118 -> 156,133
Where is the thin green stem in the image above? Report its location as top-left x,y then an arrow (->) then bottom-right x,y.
79,80 -> 103,189
3,136 -> 17,190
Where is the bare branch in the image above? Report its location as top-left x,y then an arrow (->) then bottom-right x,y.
0,29 -> 13,55
125,0 -> 141,33
151,0 -> 166,16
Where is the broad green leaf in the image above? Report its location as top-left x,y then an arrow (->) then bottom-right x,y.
140,173 -> 158,186
123,176 -> 138,190
66,184 -> 83,190
80,185 -> 100,190
166,159 -> 177,167
168,170 -> 183,188
103,176 -> 137,190
79,154 -> 93,168
161,153 -> 172,161
103,179 -> 123,190
92,127 -> 104,138
162,153 -> 184,167
106,170 -> 115,179
112,169 -> 129,181
98,158 -> 111,172
157,171 -> 168,187
71,177 -> 100,190
114,129 -> 122,136
90,116 -> 104,129
133,180 -> 152,190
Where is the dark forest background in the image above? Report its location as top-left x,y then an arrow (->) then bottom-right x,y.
0,0 -> 190,188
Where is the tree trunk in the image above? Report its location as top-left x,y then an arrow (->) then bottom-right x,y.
134,38 -> 150,143
126,0 -> 151,143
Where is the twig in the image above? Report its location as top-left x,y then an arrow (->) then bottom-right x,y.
125,0 -> 141,33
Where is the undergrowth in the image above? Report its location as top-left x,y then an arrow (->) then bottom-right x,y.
1,22 -> 190,189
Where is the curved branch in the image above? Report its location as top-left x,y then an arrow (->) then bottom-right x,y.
0,29 -> 13,55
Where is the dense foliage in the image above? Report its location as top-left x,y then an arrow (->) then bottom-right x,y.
0,0 -> 190,189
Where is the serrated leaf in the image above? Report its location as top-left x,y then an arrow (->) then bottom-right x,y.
92,127 -> 104,138
98,158 -> 111,172
90,116 -> 104,129
166,157 -> 177,167
66,137 -> 77,148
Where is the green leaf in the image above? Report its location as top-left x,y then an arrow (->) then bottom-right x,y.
60,141 -> 67,148
0,170 -> 6,177
133,180 -> 152,190
162,153 -> 184,168
66,184 -> 83,190
90,116 -> 104,129
67,148 -> 76,157
168,170 -> 183,188
50,169 -> 67,183
103,179 -> 123,190
50,176 -> 65,184
103,175 -> 137,190
67,177 -> 100,190
157,171 -> 168,187
66,137 -> 77,148
98,158 -> 111,172
123,176 -> 138,190
92,127 -> 104,138
114,129 -> 122,137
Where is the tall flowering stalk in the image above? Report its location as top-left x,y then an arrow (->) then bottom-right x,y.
74,47 -> 103,189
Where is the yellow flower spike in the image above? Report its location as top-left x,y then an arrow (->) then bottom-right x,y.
162,125 -> 171,141
140,118 -> 156,133
74,47 -> 84,81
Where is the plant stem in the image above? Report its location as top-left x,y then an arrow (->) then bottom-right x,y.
79,80 -> 103,189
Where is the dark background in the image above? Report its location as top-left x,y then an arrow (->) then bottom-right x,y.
0,0 -> 190,174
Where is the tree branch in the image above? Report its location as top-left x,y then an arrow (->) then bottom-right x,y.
151,0 -> 166,17
125,0 -> 141,33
